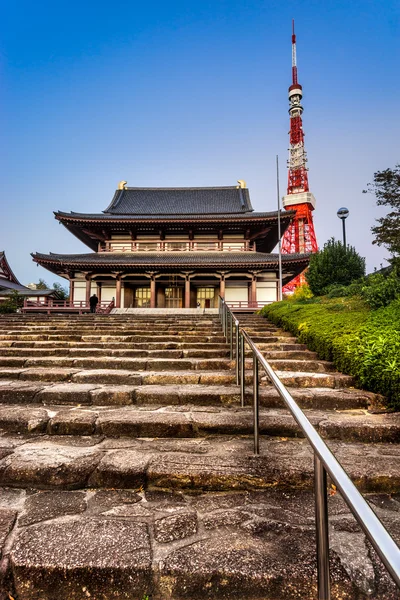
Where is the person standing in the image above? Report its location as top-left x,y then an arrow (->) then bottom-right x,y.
89,293 -> 98,313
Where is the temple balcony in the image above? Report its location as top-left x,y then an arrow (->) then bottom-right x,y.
98,241 -> 256,252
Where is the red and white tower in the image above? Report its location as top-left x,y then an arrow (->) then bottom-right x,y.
282,20 -> 317,291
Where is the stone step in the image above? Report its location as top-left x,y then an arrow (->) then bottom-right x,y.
0,346 -> 318,361
1,322 -> 221,329
0,367 -> 355,388
0,346 -> 230,359
4,487 -> 399,600
0,404 -> 398,442
0,334 -> 227,343
0,435 -> 399,493
4,340 -> 229,349
0,381 -> 375,410
0,356 -> 232,371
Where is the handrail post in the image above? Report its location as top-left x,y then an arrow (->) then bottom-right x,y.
314,455 -> 331,600
253,352 -> 259,456
235,321 -> 239,385
240,333 -> 245,407
230,313 -> 233,360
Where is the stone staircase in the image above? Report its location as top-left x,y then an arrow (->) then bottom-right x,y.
0,313 -> 399,599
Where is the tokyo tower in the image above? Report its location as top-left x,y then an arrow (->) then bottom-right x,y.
282,20 -> 317,292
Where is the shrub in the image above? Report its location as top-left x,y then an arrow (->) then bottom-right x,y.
286,284 -> 314,302
305,238 -> 366,296
325,281 -> 364,298
260,297 -> 400,410
360,268 -> 400,309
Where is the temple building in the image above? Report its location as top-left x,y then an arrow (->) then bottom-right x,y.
0,251 -> 56,302
32,181 -> 309,309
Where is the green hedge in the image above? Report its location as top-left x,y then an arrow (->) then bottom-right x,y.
260,297 -> 400,410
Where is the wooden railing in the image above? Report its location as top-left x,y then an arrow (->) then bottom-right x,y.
22,299 -> 115,314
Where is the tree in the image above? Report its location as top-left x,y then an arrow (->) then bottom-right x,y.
52,282 -> 68,299
33,279 -> 68,299
305,238 -> 365,296
36,279 -> 48,290
0,290 -> 24,314
364,164 -> 400,266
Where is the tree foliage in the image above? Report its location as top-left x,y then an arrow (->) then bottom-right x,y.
36,278 -> 48,290
305,238 -> 366,296
52,282 -> 68,300
34,279 -> 68,299
0,290 -> 24,313
364,164 -> 400,265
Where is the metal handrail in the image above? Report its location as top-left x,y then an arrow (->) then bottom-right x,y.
218,296 -> 400,598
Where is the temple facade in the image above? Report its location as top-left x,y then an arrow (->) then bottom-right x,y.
32,182 -> 309,309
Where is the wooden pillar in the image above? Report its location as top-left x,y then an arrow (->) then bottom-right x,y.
69,280 -> 74,303
219,276 -> 225,299
85,276 -> 91,305
185,277 -> 191,308
150,277 -> 156,308
97,283 -> 102,303
115,277 -> 122,308
251,275 -> 257,305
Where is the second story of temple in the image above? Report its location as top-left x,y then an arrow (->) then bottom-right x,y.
53,182 -> 293,255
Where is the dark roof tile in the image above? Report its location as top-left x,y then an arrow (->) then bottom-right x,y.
32,251 -> 309,268
102,186 -> 253,215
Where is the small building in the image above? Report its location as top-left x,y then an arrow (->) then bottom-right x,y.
0,251 -> 56,303
32,182 -> 309,309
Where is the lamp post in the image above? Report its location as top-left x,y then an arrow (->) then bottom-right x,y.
337,207 -> 349,249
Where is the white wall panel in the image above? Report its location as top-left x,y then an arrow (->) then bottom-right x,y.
225,287 -> 248,301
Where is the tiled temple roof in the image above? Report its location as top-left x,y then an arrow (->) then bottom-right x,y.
55,210 -> 289,223
103,186 -> 253,215
32,251 -> 310,269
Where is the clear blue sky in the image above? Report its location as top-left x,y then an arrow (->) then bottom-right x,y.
1,0 -> 399,286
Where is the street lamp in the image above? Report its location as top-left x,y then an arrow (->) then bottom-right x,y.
337,207 -> 349,249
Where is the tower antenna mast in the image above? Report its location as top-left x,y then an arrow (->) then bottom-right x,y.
281,20 -> 318,291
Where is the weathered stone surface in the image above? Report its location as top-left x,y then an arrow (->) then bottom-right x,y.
142,372 -> 200,385
154,508 -> 198,542
0,406 -> 49,433
135,385 -> 180,405
97,409 -> 194,438
159,531 -> 357,600
0,443 -> 102,488
19,368 -> 80,382
0,382 -> 44,404
87,489 -> 141,513
72,369 -> 142,385
89,450 -> 151,489
334,443 -> 400,492
0,508 -> 17,553
11,519 -> 152,600
276,371 -> 355,389
0,368 -> 23,379
90,385 -> 136,406
48,409 -> 98,435
147,441 -> 314,491
19,490 -> 86,525
37,383 -> 96,405
330,530 -> 376,596
320,413 -> 400,443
